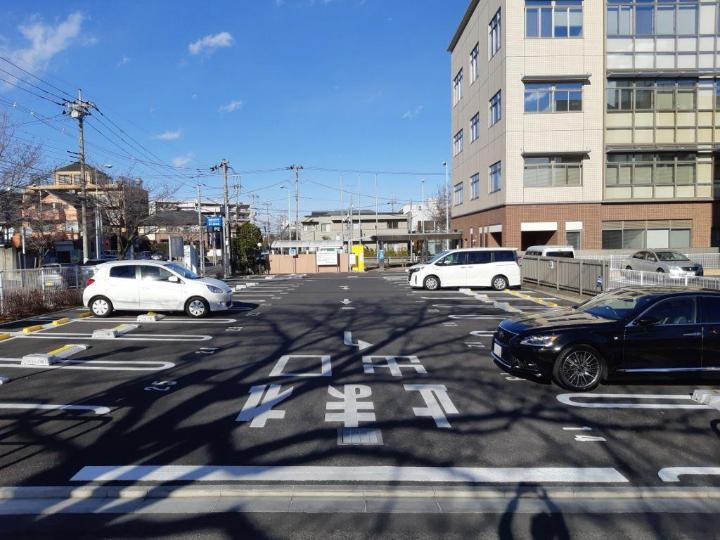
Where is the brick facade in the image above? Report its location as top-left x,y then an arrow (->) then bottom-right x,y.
452,202 -> 714,250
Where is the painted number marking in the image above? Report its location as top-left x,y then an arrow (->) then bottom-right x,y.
144,380 -> 177,392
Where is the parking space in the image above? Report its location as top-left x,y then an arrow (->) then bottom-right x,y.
0,273 -> 718,492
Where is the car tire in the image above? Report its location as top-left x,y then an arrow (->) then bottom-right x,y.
89,296 -> 113,318
657,268 -> 664,273
423,275 -> 440,291
625,266 -> 632,270
552,345 -> 605,392
185,297 -> 210,318
491,275 -> 508,291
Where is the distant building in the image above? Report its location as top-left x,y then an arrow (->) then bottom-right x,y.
152,200 -> 251,226
299,210 -> 409,248
401,199 -> 439,233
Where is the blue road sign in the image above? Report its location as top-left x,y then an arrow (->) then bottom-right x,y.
205,216 -> 223,228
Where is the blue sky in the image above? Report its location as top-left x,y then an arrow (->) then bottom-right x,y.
0,0 -> 465,222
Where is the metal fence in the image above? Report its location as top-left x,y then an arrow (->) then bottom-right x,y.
521,257 -> 607,296
0,266 -> 90,313
522,254 -> 720,297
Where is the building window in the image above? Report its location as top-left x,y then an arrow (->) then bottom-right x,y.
607,79 -> 697,113
489,91 -> 502,126
321,223 -> 330,232
453,129 -> 464,156
716,80 -> 720,110
470,173 -> 480,200
526,0 -> 582,38
524,82 -> 582,112
469,43 -> 479,82
602,220 -> 692,249
470,113 -> 480,142
387,220 -> 399,229
453,69 -> 463,105
453,182 -> 464,205
607,1 -> 698,37
488,9 -> 501,58
489,161 -> 502,193
606,153 -> 696,187
566,230 -> 581,249
524,155 -> 583,187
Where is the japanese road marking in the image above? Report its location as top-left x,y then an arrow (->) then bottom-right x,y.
270,355 -> 332,377
236,384 -> 294,427
557,393 -> 712,409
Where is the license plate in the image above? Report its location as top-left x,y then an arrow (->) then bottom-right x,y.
493,342 -> 502,357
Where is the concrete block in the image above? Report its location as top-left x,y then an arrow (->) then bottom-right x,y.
692,389 -> 720,408
137,313 -> 166,322
21,354 -> 54,366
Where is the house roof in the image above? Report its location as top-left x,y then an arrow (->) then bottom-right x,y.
54,161 -> 108,175
141,211 -> 198,227
42,190 -> 81,206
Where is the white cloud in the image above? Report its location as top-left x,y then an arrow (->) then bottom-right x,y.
172,153 -> 193,167
2,12 -> 87,74
218,99 -> 243,113
153,129 -> 182,141
118,55 -> 130,66
188,32 -> 233,55
401,105 -> 424,120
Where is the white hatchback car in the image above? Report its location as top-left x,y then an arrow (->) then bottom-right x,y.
83,260 -> 233,318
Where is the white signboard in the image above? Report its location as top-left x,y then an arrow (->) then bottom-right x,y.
317,251 -> 338,266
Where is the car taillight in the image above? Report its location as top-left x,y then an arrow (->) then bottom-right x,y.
85,278 -> 95,287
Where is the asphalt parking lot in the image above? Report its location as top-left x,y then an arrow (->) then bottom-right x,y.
0,273 -> 720,536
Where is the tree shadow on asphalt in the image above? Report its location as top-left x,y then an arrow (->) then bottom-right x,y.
2,274 -> 716,538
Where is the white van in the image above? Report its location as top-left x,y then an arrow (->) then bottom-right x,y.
523,245 -> 575,258
409,248 -> 521,291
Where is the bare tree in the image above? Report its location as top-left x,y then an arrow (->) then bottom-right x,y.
0,114 -> 46,230
429,183 -> 451,232
100,177 -> 150,258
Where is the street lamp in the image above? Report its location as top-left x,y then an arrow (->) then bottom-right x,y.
95,163 -> 113,259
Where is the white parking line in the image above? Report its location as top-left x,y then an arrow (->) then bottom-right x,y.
0,358 -> 174,371
70,465 -> 629,483
0,403 -> 110,415
18,333 -> 212,342
659,467 -> 720,482
557,393 -> 712,410
77,318 -> 238,324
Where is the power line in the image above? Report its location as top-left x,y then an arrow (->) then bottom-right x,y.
0,56 -> 75,100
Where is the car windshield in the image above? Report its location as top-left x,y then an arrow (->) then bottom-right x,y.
577,290 -> 654,321
165,262 -> 200,279
427,251 -> 449,264
655,251 -> 689,262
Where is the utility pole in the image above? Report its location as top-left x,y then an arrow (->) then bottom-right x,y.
64,89 -> 94,262
262,202 -> 272,244
443,161 -> 450,250
196,184 -> 205,276
287,165 -> 303,252
210,159 -> 231,278
374,173 -> 379,257
339,176 -> 344,250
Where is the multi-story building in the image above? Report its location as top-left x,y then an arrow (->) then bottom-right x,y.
151,200 -> 252,225
299,210 -> 409,248
448,0 -> 720,250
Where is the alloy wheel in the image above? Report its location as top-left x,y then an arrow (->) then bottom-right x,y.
559,350 -> 601,390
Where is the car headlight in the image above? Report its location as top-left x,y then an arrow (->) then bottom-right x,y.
520,334 -> 558,347
207,285 -> 224,294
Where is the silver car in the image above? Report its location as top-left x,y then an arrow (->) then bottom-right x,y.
624,249 -> 703,276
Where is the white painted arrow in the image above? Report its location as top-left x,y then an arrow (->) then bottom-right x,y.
341,298 -> 352,305
339,285 -> 349,290
343,331 -> 372,351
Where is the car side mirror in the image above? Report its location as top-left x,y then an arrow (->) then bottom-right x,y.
168,275 -> 180,283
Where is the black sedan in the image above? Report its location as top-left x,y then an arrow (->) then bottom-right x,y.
492,287 -> 720,392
